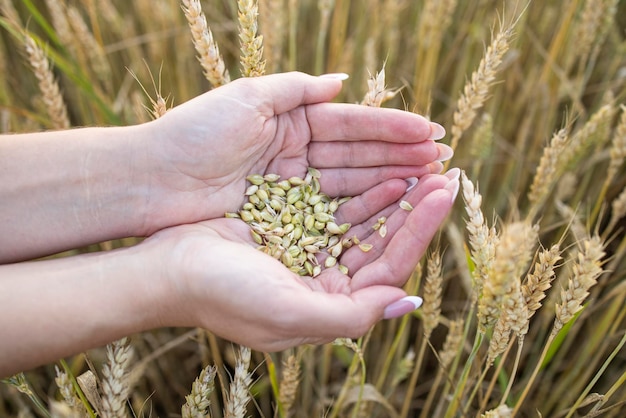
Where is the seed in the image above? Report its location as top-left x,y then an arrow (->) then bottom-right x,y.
379,224 -> 388,238
359,243 -> 373,252
308,167 -> 322,178
303,245 -> 320,254
281,251 -> 294,267
326,222 -> 343,234
246,174 -> 265,185
264,173 -> 281,182
329,242 -> 343,257
325,256 -> 337,268
338,264 -> 349,275
224,212 -> 240,218
314,212 -> 331,223
256,188 -> 270,202
250,230 -> 263,245
400,200 -> 414,211
309,194 -> 323,205
245,185 -> 259,196
312,265 -> 322,277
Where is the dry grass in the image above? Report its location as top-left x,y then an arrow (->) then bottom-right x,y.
1,0 -> 626,417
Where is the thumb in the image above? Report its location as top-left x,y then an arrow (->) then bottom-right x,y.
237,71 -> 347,115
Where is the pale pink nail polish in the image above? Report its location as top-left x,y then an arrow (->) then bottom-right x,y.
319,73 -> 350,80
429,122 -> 446,140
445,178 -> 460,203
444,167 -> 461,181
383,296 -> 423,319
436,144 -> 454,162
405,177 -> 418,192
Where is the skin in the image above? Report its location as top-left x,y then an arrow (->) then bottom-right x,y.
0,72 -> 457,377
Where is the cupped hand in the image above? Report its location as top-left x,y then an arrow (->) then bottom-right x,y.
145,171 -> 458,352
142,72 -> 450,233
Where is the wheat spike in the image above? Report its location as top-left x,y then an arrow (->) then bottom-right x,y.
481,404 -> 513,418
278,354 -> 300,417
182,365 -> 217,418
608,185 -> 626,233
607,105 -> 626,182
449,20 -> 514,153
224,346 -> 253,418
43,0 -> 74,50
523,245 -> 561,320
422,251 -> 443,338
66,6 -> 110,84
461,171 -> 499,304
572,0 -> 619,66
23,35 -> 70,130
181,0 -> 230,87
439,319 -> 465,369
100,338 -> 134,418
527,128 -> 570,219
54,366 -> 84,414
238,0 -> 266,77
554,236 -> 605,333
487,314 -> 511,365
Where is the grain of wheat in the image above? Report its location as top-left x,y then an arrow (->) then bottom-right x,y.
181,0 -> 230,87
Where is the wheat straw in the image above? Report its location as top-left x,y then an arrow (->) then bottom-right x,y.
23,35 -> 70,130
554,235 -> 605,333
181,0 -> 230,87
224,346 -> 252,418
278,355 -> 300,417
238,0 -> 266,77
182,365 -> 217,418
449,21 -> 514,153
422,251 -> 443,338
66,6 -> 110,83
100,338 -> 134,418
259,0 -> 286,73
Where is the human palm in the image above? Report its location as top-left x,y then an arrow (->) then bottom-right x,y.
148,173 -> 455,352
145,72 -> 446,228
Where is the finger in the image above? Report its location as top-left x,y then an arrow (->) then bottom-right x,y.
350,180 -> 458,291
232,72 -> 345,115
308,140 -> 453,168
333,178 -> 409,225
318,164 -> 443,197
306,102 -> 446,143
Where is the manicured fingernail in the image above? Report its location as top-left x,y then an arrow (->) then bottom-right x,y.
436,143 -> 454,162
444,167 -> 461,181
319,73 -> 350,80
428,161 -> 444,174
383,296 -> 423,319
405,177 -> 418,192
428,122 -> 446,140
445,178 -> 460,203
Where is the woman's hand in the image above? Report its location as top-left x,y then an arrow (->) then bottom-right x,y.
147,171 -> 458,352
141,72 -> 451,234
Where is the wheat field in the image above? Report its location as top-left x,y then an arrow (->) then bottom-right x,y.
1,0 -> 626,417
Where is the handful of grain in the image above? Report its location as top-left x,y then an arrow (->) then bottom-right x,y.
225,167 -> 354,277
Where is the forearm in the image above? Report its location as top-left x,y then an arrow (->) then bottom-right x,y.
0,245 -> 164,377
0,125 -> 152,262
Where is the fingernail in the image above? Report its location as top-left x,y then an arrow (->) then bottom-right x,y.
405,177 -> 418,192
383,296 -> 423,319
319,73 -> 350,81
444,167 -> 461,181
445,178 -> 460,203
436,143 -> 454,162
428,122 -> 446,140
427,161 -> 444,174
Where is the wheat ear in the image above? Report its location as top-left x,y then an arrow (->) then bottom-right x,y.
278,354 -> 300,417
238,0 -> 266,77
422,250 -> 443,338
523,244 -> 562,320
23,35 -> 70,130
181,0 -> 230,87
182,365 -> 217,418
449,19 -> 514,154
100,337 -> 134,418
54,366 -> 84,414
224,346 -> 253,418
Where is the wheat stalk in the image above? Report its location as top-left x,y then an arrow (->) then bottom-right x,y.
224,346 -> 253,418
100,338 -> 134,418
182,365 -> 217,418
181,0 -> 230,87
238,0 -> 266,77
23,35 -> 70,130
